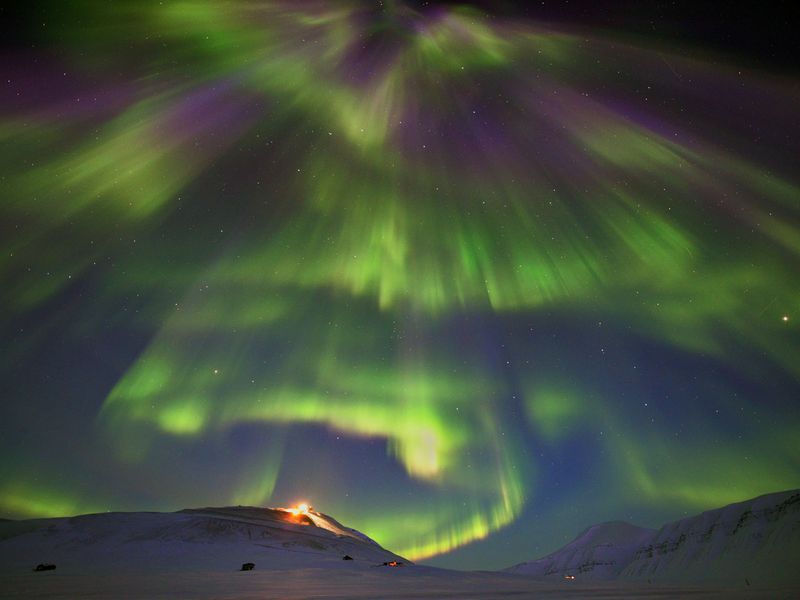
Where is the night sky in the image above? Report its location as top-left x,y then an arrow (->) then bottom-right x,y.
1,0 -> 798,571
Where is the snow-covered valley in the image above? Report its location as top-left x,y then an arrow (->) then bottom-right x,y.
1,494 -> 798,598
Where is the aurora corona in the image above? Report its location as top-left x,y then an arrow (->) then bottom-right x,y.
0,1 -> 798,569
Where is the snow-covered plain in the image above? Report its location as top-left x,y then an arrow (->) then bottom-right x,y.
1,500 -> 798,599
3,567 -> 795,599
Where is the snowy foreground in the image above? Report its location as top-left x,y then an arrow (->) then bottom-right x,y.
1,500 -> 799,599
2,567 -> 795,600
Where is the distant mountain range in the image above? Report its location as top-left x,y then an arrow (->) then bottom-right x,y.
0,505 -> 405,574
506,489 -> 800,586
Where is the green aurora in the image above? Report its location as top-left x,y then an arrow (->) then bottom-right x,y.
1,1 -> 798,568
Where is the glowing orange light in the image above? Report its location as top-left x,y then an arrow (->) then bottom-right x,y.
287,502 -> 311,516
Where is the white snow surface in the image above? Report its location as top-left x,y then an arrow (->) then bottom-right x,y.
621,489 -> 800,585
508,489 -> 800,587
506,520 -> 656,580
0,505 -> 403,575
1,498 -> 799,598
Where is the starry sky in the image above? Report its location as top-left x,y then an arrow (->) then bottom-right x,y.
1,0 -> 798,570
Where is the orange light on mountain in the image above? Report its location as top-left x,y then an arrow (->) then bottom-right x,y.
287,503 -> 311,516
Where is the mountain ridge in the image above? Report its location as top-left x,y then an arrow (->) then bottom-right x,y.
507,489 -> 800,586
0,504 -> 406,575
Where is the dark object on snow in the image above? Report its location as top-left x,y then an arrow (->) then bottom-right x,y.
381,561 -> 403,567
241,562 -> 255,571
33,564 -> 56,572
342,555 -> 353,560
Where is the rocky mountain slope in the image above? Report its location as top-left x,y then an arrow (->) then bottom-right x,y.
507,489 -> 800,586
621,490 -> 800,585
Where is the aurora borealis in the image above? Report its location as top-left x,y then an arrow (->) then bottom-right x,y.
1,0 -> 798,570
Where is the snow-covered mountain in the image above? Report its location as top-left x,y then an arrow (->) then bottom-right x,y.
621,490 -> 800,585
0,505 -> 406,574
506,520 -> 656,580
1,498 -> 799,598
507,489 -> 800,586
